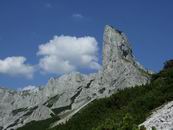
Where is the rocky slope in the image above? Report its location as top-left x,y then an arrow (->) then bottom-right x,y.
141,101 -> 173,130
0,25 -> 150,130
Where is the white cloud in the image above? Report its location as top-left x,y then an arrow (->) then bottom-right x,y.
38,35 -> 101,74
72,13 -> 84,19
18,85 -> 38,92
0,56 -> 34,78
22,85 -> 37,91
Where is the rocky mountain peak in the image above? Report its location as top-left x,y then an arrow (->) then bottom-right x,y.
0,25 -> 151,130
103,25 -> 134,70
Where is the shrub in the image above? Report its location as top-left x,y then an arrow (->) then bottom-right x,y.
164,59 -> 173,69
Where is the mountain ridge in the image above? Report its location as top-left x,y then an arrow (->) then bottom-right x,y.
0,25 -> 150,130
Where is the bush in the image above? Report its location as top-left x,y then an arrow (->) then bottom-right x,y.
164,59 -> 173,69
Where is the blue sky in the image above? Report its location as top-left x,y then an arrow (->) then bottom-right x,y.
0,0 -> 173,89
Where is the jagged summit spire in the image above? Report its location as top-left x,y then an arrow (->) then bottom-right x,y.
104,25 -> 122,34
102,25 -> 134,69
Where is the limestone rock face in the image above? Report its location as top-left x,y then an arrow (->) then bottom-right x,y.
0,25 -> 150,130
103,25 -> 134,68
140,101 -> 173,130
101,25 -> 150,93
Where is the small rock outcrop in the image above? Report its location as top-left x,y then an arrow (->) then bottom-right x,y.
0,25 -> 151,130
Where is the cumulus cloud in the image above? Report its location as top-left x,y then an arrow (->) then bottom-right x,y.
37,35 -> 101,74
0,56 -> 34,78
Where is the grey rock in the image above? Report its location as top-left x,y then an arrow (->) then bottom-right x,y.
0,25 -> 151,130
140,101 -> 173,130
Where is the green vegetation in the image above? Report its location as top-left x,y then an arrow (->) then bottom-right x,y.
52,105 -> 71,115
44,94 -> 60,108
17,116 -> 60,130
12,108 -> 28,116
164,59 -> 173,69
17,60 -> 173,130
23,106 -> 38,117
